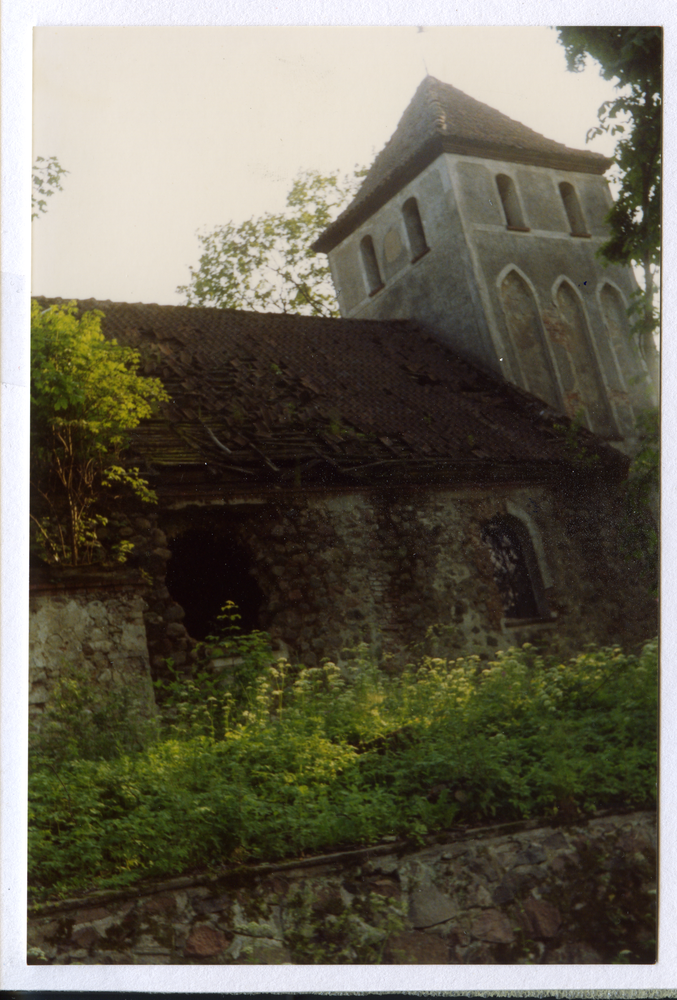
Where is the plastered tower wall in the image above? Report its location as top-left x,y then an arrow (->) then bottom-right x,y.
327,152 -> 654,445
328,157 -> 499,374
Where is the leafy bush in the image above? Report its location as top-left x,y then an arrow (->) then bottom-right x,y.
30,299 -> 168,565
28,635 -> 657,901
31,665 -> 159,768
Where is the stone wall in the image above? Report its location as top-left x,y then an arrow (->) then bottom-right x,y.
29,576 -> 156,727
27,809 -> 656,965
28,507 -> 200,719
159,479 -> 655,672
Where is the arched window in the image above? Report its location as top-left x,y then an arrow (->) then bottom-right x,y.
499,269 -> 560,409
555,280 -> 614,436
360,235 -> 384,295
481,517 -> 548,620
559,182 -> 589,237
402,197 -> 429,260
495,174 -> 528,231
600,283 -> 635,365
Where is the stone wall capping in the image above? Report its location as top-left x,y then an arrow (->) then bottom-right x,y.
28,805 -> 652,919
28,808 -> 655,965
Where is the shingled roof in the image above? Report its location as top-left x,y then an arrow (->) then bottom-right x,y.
36,298 -> 624,495
314,76 -> 612,253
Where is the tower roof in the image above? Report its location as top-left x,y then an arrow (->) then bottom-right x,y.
313,76 -> 611,253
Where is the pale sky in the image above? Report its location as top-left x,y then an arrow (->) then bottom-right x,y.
32,26 -> 622,306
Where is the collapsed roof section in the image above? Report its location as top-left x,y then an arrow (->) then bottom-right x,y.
314,76 -> 612,253
35,298 -> 625,495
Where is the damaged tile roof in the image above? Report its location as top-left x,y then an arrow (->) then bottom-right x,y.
36,298 -> 625,492
314,76 -> 612,253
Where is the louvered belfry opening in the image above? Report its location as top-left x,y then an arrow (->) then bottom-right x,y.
481,519 -> 541,620
165,528 -> 263,640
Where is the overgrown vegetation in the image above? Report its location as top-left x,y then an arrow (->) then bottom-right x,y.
620,408 -> 659,592
30,301 -> 168,565
177,167 -> 364,317
29,621 -> 657,903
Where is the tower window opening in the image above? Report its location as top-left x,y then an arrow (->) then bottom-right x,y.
360,235 -> 384,295
402,197 -> 429,260
481,518 -> 547,620
559,182 -> 590,237
495,174 -> 529,231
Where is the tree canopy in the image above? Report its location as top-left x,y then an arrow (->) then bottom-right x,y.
30,300 -> 169,566
556,27 -> 661,359
177,167 -> 364,317
32,156 -> 68,220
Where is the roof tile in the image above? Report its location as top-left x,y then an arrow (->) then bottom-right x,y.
35,297 -> 623,486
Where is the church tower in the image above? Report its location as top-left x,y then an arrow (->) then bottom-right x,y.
313,77 -> 656,446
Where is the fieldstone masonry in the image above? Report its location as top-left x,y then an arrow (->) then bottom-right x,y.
29,476 -> 655,723
27,809 -> 656,965
29,580 -> 155,727
29,512 -> 196,721
162,480 -> 655,673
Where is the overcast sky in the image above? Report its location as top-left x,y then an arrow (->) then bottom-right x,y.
32,25 -> 622,306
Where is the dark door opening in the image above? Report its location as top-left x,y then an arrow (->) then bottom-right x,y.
165,529 -> 264,640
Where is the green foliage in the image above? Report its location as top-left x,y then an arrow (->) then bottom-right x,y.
154,602 -> 275,739
619,408 -> 659,590
177,167 -> 364,317
30,300 -> 169,565
31,664 -> 159,768
28,636 -> 657,901
556,27 -> 661,356
32,156 -> 68,220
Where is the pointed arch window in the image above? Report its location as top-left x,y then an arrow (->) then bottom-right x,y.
559,182 -> 590,237
495,174 -> 529,231
499,269 -> 560,410
402,197 -> 429,261
360,235 -> 384,295
481,516 -> 549,621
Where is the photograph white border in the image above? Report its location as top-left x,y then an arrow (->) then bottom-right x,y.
2,0 -> 675,992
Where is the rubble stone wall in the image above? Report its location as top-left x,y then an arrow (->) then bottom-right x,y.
161,479 -> 655,671
28,582 -> 156,727
27,809 -> 656,966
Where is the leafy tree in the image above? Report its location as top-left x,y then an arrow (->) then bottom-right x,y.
556,27 -> 661,364
177,167 -> 364,317
30,300 -> 169,566
32,156 -> 68,220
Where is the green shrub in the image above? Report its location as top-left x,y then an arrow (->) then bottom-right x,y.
28,635 -> 658,901
31,664 -> 158,768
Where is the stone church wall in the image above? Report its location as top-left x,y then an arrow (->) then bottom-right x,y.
27,809 -> 656,965
29,476 -> 656,715
159,479 -> 655,673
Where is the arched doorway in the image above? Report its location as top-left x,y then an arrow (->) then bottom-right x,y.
165,528 -> 264,640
